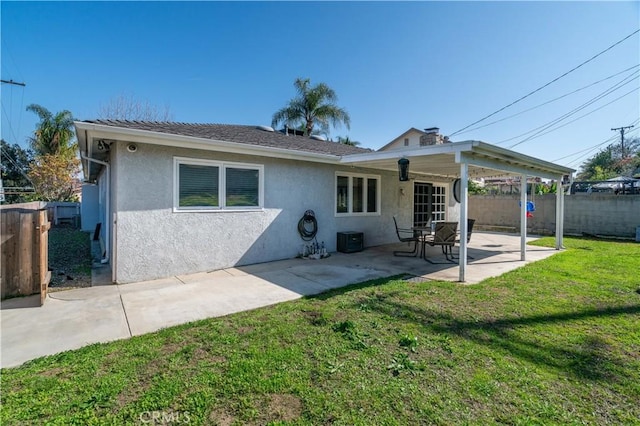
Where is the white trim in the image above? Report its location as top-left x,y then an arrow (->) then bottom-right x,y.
459,162 -> 468,282
432,183 -> 447,222
75,121 -> 340,165
173,156 -> 264,213
334,171 -> 381,217
520,174 -> 527,261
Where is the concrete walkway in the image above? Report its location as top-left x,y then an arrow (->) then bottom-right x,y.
1,233 -> 559,368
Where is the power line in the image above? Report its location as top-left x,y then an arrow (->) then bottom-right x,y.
495,69 -> 639,146
564,124 -> 639,168
552,134 -> 619,162
454,64 -> 640,136
508,85 -> 639,149
1,149 -> 34,186
449,29 -> 640,137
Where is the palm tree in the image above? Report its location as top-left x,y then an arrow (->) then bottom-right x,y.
26,104 -> 76,157
271,78 -> 351,137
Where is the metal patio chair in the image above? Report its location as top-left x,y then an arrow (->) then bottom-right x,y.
423,221 -> 458,264
393,217 -> 420,257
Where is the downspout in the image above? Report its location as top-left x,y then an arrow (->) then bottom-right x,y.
81,154 -> 110,264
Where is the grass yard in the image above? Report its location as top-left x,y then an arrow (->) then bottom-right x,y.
1,237 -> 639,425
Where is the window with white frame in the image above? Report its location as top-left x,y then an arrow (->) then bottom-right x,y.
431,185 -> 447,221
335,172 -> 380,216
174,157 -> 263,211
403,138 -> 409,147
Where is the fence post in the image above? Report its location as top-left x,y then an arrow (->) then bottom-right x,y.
35,210 -> 51,305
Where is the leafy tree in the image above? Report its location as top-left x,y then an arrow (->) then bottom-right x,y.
1,140 -> 35,203
336,136 -> 360,147
578,138 -> 640,180
26,104 -> 77,158
272,78 -> 351,137
468,179 -> 487,195
27,154 -> 80,202
98,93 -> 173,121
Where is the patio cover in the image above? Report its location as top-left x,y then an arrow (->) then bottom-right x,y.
341,140 -> 576,282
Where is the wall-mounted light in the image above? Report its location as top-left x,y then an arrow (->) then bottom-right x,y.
398,158 -> 410,182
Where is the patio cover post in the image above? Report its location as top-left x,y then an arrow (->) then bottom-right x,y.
520,174 -> 527,261
555,175 -> 564,250
459,162 -> 469,282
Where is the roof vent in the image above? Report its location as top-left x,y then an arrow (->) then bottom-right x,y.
310,134 -> 326,141
257,125 -> 274,132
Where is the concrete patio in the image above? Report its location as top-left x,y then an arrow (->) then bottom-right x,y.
1,232 -> 560,368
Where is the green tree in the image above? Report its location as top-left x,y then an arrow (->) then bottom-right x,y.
272,78 -> 351,137
1,140 -> 35,203
468,179 -> 487,195
336,136 -> 360,147
26,104 -> 80,201
26,104 -> 76,157
577,139 -> 640,180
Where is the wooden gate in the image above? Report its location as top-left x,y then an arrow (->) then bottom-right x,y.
1,208 -> 51,305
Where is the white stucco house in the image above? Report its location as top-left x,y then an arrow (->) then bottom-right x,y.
76,120 -> 574,284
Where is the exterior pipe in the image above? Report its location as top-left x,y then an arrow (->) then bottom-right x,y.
80,155 -> 110,264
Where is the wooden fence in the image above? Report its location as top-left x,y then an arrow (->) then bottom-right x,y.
1,208 -> 51,304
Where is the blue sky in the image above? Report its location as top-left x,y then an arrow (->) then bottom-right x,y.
2,1 -> 639,171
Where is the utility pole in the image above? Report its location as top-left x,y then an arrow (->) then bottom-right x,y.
0,79 -> 26,87
611,125 -> 634,158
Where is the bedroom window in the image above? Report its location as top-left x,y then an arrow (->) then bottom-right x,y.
335,172 -> 380,216
174,157 -> 263,211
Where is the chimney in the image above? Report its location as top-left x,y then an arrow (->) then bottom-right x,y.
420,127 -> 446,146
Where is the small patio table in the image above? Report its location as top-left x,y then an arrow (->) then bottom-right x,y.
411,226 -> 432,259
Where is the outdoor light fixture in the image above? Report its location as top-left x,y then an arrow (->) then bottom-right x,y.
398,158 -> 410,181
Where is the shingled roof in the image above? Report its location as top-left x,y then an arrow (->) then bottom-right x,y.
83,120 -> 371,156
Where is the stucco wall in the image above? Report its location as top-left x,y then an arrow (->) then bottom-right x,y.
81,184 -> 99,232
109,140 -> 423,283
469,194 -> 640,238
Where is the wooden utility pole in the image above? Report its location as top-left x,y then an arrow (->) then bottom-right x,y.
0,79 -> 26,87
611,125 -> 634,158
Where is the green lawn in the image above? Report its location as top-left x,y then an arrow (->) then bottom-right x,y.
1,237 -> 639,425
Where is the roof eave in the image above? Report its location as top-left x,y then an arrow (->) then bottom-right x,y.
472,141 -> 575,175
74,121 -> 342,165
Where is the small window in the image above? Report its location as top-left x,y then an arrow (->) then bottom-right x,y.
335,172 -> 380,216
404,138 -> 409,147
174,157 -> 263,211
431,185 -> 447,221
179,163 -> 219,208
367,178 -> 377,213
226,167 -> 259,207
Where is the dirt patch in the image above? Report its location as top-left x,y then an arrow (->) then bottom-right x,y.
236,326 -> 254,335
261,393 -> 303,423
303,310 -> 329,326
39,367 -> 66,378
209,408 -> 235,426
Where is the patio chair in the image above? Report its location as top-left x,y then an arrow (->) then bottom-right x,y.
393,217 -> 421,257
423,221 -> 458,264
